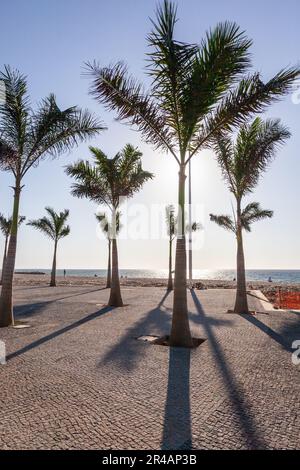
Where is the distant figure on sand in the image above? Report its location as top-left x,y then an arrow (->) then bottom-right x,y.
64,269 -> 66,278
268,276 -> 272,282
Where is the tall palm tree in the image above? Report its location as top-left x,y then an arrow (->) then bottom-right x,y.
95,211 -> 121,288
165,205 -> 201,291
0,214 -> 25,284
210,117 -> 290,313
66,144 -> 153,307
86,0 -> 299,346
27,208 -> 70,287
0,66 -> 104,327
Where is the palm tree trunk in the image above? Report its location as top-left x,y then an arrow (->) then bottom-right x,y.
50,239 -> 57,287
0,236 -> 8,285
170,164 -> 193,348
234,200 -> 249,314
167,238 -> 173,291
106,239 -> 111,288
108,238 -> 123,307
0,180 -> 21,327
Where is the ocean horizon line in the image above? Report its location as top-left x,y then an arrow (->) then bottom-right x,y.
14,268 -> 300,283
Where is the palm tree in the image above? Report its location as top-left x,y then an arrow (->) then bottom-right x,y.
210,117 -> 290,313
86,0 -> 299,346
27,208 -> 70,287
165,205 -> 201,291
0,66 -> 104,327
0,214 -> 25,284
95,211 -> 121,288
66,144 -> 153,307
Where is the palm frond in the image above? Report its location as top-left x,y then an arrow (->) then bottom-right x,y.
212,117 -> 290,197
209,213 -> 236,233
27,207 -> 70,240
0,214 -> 12,237
0,213 -> 25,237
147,0 -> 198,150
0,66 -> 105,179
234,118 -> 290,195
95,211 -> 121,238
27,218 -> 55,240
0,140 -> 18,174
211,134 -> 236,193
241,202 -> 273,231
22,100 -> 105,177
0,66 -> 30,157
59,225 -> 71,239
86,61 -> 178,161
66,159 -> 111,207
67,144 -> 153,210
181,22 -> 252,148
190,68 -> 298,157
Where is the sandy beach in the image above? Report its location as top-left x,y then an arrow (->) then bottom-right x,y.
12,273 -> 300,305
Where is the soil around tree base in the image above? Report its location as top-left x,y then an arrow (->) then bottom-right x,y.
136,334 -> 205,348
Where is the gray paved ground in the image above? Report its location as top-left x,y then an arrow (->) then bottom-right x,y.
0,286 -> 299,450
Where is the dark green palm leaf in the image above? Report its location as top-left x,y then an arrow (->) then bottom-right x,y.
66,144 -> 153,210
0,66 -> 105,179
241,202 -> 273,231
209,213 -> 236,233
27,207 -> 70,240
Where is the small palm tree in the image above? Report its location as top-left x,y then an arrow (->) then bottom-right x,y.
27,208 -> 70,287
87,0 -> 299,346
165,205 -> 176,290
165,205 -> 201,291
0,66 -> 104,326
210,117 -> 290,313
0,214 -> 25,284
66,144 -> 153,307
95,211 -> 121,288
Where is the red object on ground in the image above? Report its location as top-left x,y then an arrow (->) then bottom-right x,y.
275,289 -> 300,309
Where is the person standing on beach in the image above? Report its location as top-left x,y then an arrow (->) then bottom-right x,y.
64,269 -> 66,278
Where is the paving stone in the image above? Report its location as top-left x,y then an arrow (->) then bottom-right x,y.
0,286 -> 299,449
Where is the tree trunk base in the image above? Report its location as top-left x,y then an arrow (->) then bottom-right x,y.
233,296 -> 249,314
0,297 -> 14,327
169,334 -> 194,348
108,290 -> 123,307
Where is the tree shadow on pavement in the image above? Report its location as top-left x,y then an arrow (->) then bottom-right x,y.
7,305 -> 114,361
14,287 -> 107,319
99,290 -> 172,371
161,297 -> 233,450
161,346 -> 192,450
191,289 -> 267,450
238,313 -> 293,352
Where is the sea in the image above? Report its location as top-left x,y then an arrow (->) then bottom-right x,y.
15,269 -> 300,283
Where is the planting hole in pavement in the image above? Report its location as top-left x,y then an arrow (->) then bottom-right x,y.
136,335 -> 206,349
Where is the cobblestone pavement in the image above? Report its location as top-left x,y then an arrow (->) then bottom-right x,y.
0,286 -> 299,450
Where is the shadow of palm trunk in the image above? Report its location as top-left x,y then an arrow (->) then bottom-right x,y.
161,347 -> 192,450
190,289 -> 266,449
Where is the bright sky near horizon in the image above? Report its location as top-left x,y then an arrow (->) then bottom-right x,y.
0,0 -> 299,271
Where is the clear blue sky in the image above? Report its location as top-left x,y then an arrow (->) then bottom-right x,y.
0,0 -> 299,271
